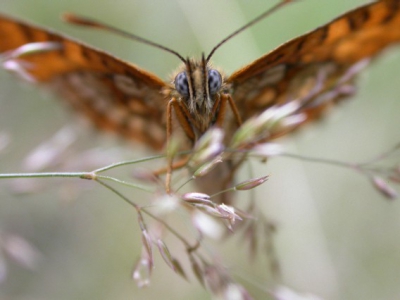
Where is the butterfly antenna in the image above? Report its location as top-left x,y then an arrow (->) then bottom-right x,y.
206,0 -> 295,62
63,13 -> 187,63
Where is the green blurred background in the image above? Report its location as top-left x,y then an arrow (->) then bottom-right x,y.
1,0 -> 400,299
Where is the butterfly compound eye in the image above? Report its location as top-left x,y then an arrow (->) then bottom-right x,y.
208,69 -> 222,95
175,71 -> 190,97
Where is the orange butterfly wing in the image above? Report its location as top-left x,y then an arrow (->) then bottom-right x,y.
229,0 -> 400,130
0,14 -> 168,150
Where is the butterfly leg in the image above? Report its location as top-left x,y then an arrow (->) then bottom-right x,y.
167,98 -> 196,141
165,98 -> 196,193
224,94 -> 242,127
212,94 -> 242,129
213,94 -> 227,127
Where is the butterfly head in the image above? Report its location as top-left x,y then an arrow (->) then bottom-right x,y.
170,55 -> 227,129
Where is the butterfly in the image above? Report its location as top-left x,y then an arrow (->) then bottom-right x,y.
1,0 -> 400,199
